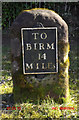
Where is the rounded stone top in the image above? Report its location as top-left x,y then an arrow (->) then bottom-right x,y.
11,8 -> 68,42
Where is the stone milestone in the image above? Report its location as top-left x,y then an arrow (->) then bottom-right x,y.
10,9 -> 69,103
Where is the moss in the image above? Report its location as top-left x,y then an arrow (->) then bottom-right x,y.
60,57 -> 70,68
13,70 -> 67,103
58,41 -> 69,53
58,41 -> 70,100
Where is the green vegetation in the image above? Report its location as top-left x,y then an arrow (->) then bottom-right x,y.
2,98 -> 77,119
1,42 -> 78,119
0,79 -> 13,94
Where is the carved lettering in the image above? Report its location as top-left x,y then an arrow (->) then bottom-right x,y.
32,33 -> 39,40
40,33 -> 47,39
47,43 -> 54,49
26,63 -> 33,70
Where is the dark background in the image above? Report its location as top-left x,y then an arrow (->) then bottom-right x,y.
2,2 -> 79,29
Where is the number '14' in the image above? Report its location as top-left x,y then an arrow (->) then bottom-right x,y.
38,53 -> 47,60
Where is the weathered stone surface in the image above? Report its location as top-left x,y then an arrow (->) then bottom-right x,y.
11,38 -> 21,57
10,9 -> 69,103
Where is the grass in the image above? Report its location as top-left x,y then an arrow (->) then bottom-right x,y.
1,98 -> 77,119
1,44 -> 78,119
0,78 -> 13,94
